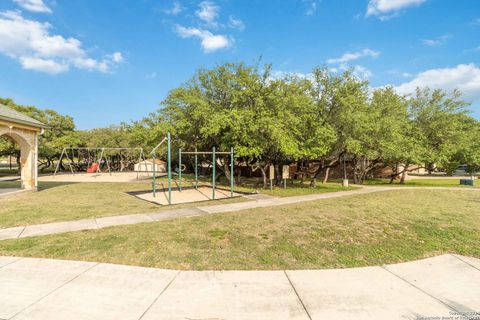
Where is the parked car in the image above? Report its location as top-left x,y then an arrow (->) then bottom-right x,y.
454,164 -> 469,176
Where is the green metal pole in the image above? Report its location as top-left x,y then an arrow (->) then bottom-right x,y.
152,151 -> 156,197
230,147 -> 234,197
178,148 -> 182,192
167,132 -> 172,205
212,146 -> 216,200
194,147 -> 198,189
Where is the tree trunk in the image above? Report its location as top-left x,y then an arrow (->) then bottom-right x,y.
275,164 -> 282,185
400,164 -> 409,184
352,157 -> 379,185
223,161 -> 231,183
251,163 -> 269,189
389,163 -> 398,184
38,159 -> 49,172
259,165 -> 268,189
353,171 -> 362,184
309,161 -> 324,188
215,171 -> 223,181
322,167 -> 330,184
300,160 -> 307,185
427,163 -> 434,174
236,167 -> 241,184
310,158 -> 339,187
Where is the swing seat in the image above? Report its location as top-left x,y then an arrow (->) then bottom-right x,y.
87,162 -> 99,173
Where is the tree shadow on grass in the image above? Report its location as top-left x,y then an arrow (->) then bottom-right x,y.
37,181 -> 77,191
0,181 -> 77,191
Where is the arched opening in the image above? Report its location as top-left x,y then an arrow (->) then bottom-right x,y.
0,130 -> 37,190
0,134 -> 19,175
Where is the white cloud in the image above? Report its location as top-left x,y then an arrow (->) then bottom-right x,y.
327,48 -> 380,64
13,0 -> 51,13
145,72 -> 157,79
422,34 -> 451,47
172,2 -> 235,53
270,65 -> 370,82
387,69 -> 414,78
303,0 -> 318,16
196,1 -> 219,24
0,11 -> 123,74
228,16 -> 245,31
366,0 -> 426,18
327,49 -> 378,79
164,1 -> 183,15
351,65 -> 373,80
73,57 -> 109,72
19,56 -> 68,74
336,63 -> 373,80
270,70 -> 313,81
175,25 -> 231,52
110,52 -> 124,63
470,18 -> 480,26
394,64 -> 480,102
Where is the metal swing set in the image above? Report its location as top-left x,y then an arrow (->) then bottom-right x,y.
54,147 -> 147,177
150,132 -> 235,205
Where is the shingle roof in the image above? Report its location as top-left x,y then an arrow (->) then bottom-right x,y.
0,104 -> 46,128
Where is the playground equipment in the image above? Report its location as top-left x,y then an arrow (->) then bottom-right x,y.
150,133 -> 235,205
54,147 -> 147,177
151,133 -> 171,202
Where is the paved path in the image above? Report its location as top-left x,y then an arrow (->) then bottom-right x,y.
0,254 -> 479,319
1,186 -> 479,241
0,188 -> 25,199
0,176 -> 20,182
0,188 -> 20,195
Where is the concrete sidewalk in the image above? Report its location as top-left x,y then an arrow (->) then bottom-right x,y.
1,186 -> 479,241
0,254 -> 478,319
0,188 -> 26,198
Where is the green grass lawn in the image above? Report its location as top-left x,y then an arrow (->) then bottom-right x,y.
365,177 -> 478,188
235,182 -> 357,197
0,167 -> 18,176
169,174 -> 358,197
0,178 -> 354,228
0,181 -> 247,228
1,189 -> 478,270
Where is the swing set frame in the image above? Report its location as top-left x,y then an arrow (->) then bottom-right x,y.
54,147 -> 147,177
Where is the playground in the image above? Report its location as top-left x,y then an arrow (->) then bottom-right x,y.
41,147 -> 166,182
130,132 -> 241,205
46,133 -> 242,205
51,147 -> 154,180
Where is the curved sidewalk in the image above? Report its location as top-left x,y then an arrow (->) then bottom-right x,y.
1,186 -> 479,241
0,254 -> 479,319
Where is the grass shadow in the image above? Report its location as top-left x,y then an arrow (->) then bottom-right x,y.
0,181 -> 77,191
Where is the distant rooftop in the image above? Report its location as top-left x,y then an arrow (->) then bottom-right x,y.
0,104 -> 46,128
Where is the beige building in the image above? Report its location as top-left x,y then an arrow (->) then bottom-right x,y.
134,159 -> 167,173
0,104 -> 45,190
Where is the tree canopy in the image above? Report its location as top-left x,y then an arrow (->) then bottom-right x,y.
1,62 -> 479,184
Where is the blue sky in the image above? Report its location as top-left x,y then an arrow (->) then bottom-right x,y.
0,0 -> 479,129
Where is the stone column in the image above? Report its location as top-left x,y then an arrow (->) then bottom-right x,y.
1,126 -> 39,191
20,144 -> 36,190
34,132 -> 39,189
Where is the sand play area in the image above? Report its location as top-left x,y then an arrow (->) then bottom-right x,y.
134,185 -> 243,205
